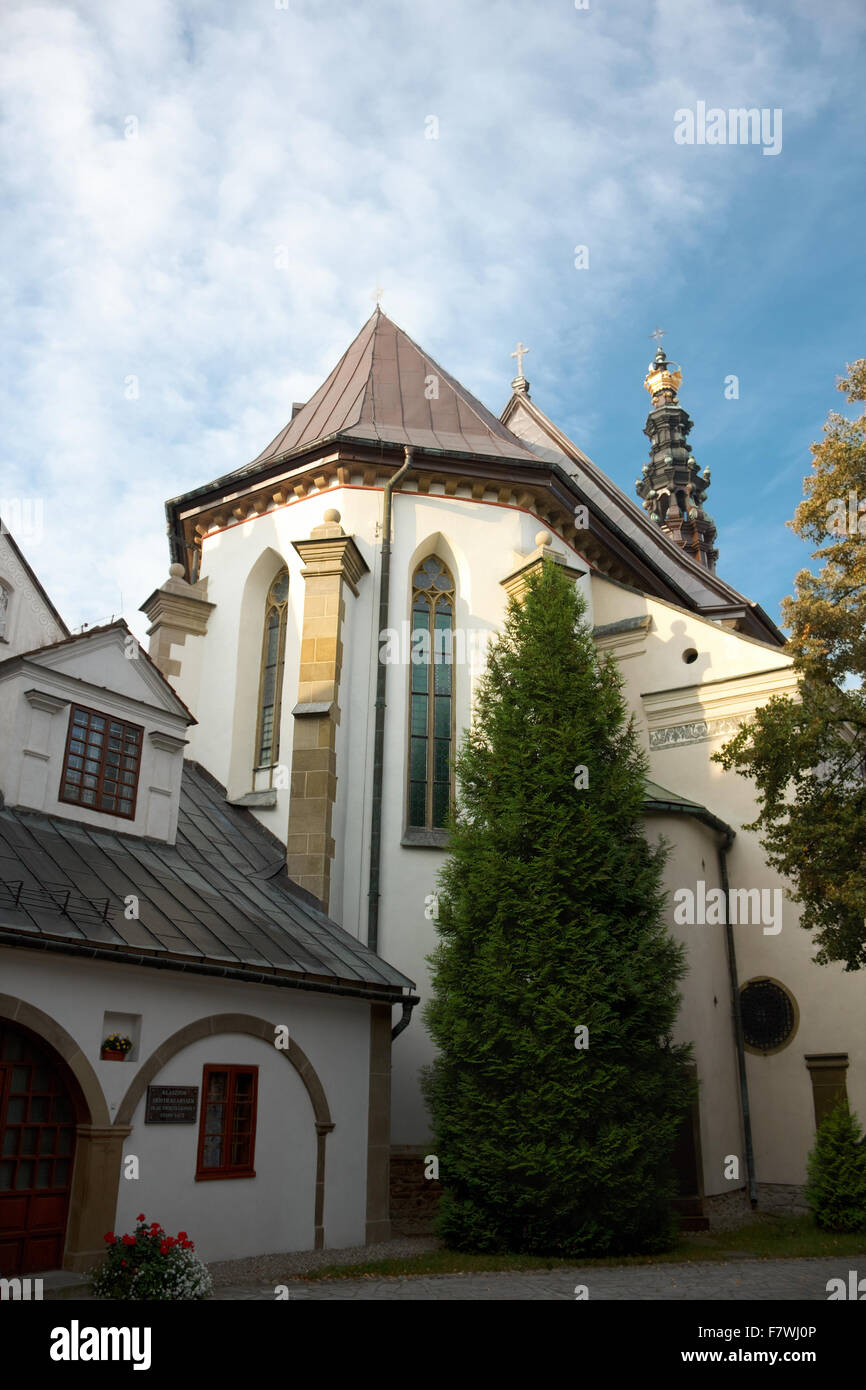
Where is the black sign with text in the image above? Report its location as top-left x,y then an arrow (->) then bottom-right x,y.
144,1085 -> 199,1123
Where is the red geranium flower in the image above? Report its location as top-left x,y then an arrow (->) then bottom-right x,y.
121,1234 -> 137,1246
160,1241 -> 170,1254
181,1240 -> 193,1250
177,1231 -> 188,1241
104,1232 -> 116,1244
136,1213 -> 146,1222
121,1260 -> 127,1267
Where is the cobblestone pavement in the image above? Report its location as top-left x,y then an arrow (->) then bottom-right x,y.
210,1256 -> 859,1300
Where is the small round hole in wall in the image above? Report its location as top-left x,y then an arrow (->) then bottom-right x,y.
683,648 -> 699,664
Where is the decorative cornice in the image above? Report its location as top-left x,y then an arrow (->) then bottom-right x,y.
643,666 -> 797,738
139,586 -> 215,636
649,716 -> 746,750
24,688 -> 70,714
593,614 -> 652,661
293,534 -> 369,596
147,730 -> 188,753
501,547 -> 587,604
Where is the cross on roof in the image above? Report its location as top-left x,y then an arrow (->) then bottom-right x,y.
371,284 -> 384,305
511,341 -> 530,378
650,326 -> 667,344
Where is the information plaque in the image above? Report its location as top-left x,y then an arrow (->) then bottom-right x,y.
145,1085 -> 199,1124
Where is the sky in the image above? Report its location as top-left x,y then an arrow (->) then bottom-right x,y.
2,0 -> 865,642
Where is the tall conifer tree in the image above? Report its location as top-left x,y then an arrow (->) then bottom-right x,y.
422,560 -> 694,1254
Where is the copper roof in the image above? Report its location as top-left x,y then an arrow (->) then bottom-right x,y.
243,308 -> 537,468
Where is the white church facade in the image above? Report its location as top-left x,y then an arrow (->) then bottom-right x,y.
0,309 -> 862,1274
142,310 -> 864,1227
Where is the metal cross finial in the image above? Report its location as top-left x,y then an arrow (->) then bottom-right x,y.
372,284 -> 384,305
511,341 -> 530,377
650,327 -> 667,344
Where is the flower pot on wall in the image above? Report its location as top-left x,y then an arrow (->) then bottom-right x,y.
101,1049 -> 127,1061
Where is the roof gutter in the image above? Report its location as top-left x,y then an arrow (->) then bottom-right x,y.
366,446 -> 413,961
643,801 -> 758,1208
0,928 -> 418,1009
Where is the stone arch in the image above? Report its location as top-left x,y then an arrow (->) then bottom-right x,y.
0,993 -> 108,1126
115,1013 -> 334,1250
407,530 -> 469,610
0,993 -> 122,1272
115,1012 -> 331,1128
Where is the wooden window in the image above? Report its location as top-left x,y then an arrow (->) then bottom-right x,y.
58,704 -> 143,820
195,1065 -> 258,1181
407,556 -> 455,830
255,569 -> 289,769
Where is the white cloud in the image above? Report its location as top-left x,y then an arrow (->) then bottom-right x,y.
1,0 -> 862,638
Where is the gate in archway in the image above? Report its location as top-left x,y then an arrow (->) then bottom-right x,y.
0,1022 -> 77,1274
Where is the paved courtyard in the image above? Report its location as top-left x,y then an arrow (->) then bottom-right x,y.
211,1256 -> 861,1300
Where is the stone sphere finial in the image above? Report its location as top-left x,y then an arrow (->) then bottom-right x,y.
169,562 -> 185,579
323,508 -> 341,524
535,529 -> 552,549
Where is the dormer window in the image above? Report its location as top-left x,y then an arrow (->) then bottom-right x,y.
59,704 -> 143,819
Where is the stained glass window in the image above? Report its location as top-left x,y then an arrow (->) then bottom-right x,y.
255,569 -> 289,768
407,556 -> 455,829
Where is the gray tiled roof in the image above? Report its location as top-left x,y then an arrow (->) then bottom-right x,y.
240,308 -> 538,469
0,761 -> 415,999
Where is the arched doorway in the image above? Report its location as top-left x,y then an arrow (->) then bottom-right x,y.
0,1022 -> 79,1275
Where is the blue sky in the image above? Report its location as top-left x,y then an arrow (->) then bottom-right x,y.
2,0 -> 865,640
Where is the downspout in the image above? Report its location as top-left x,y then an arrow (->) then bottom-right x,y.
718,828 -> 759,1208
367,446 -> 413,960
391,999 -> 416,1041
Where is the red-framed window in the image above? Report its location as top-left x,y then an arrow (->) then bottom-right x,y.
58,704 -> 143,820
195,1066 -> 258,1181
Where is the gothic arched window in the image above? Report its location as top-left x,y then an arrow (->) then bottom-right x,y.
407,556 -> 455,829
255,568 -> 289,768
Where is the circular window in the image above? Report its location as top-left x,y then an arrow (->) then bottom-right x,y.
682,648 -> 699,664
740,979 -> 797,1053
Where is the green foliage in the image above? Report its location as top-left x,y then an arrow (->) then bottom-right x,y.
714,360 -> 866,970
421,560 -> 695,1256
805,1104 -> 866,1233
91,1215 -> 212,1300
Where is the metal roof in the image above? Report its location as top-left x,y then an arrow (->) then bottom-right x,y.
239,308 -> 538,470
0,761 -> 415,1000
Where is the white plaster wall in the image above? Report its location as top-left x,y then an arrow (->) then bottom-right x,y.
594,578 -> 866,1185
0,658 -> 188,843
651,812 -> 743,1198
1,948 -> 372,1259
0,531 -> 66,657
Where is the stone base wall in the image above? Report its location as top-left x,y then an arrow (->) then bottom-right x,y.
755,1183 -> 811,1217
704,1184 -> 810,1229
703,1188 -> 752,1230
389,1147 -> 441,1235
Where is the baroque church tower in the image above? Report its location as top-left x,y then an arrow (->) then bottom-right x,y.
636,341 -> 718,571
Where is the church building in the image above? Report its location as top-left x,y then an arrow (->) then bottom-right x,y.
145,309 -> 863,1226
1,308 -> 862,1278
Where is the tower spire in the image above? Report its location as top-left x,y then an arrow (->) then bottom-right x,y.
635,340 -> 718,571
